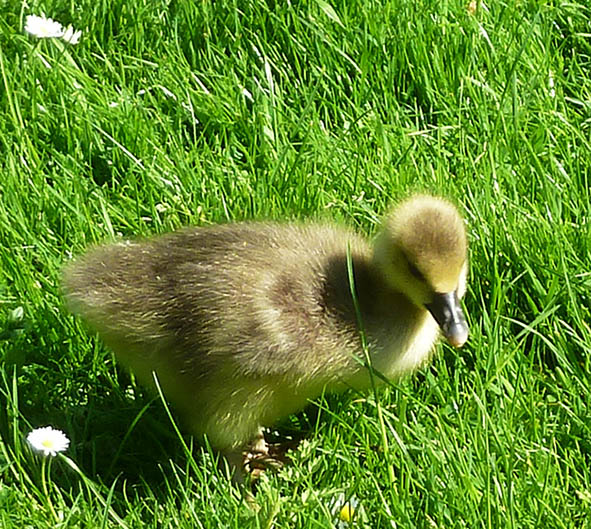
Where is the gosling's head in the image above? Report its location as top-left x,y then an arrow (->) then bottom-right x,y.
374,195 -> 469,347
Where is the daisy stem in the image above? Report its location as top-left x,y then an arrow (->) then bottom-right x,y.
41,457 -> 60,523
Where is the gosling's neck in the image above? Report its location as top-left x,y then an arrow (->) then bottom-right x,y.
323,251 -> 426,330
323,251 -> 437,384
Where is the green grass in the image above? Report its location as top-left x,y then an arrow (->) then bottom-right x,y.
1,0 -> 591,527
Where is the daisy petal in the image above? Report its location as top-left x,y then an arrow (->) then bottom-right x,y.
62,26 -> 82,45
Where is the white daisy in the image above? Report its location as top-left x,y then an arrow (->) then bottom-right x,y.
24,15 -> 82,45
27,426 -> 70,456
24,15 -> 65,39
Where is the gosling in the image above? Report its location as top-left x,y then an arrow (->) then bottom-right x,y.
62,194 -> 468,461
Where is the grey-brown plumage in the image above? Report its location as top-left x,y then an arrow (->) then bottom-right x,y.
62,195 -> 469,452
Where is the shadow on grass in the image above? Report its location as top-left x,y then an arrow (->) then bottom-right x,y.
0,359 -> 320,500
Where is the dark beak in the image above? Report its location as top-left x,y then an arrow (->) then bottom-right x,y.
426,291 -> 469,348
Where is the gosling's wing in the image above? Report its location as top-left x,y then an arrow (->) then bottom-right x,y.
62,224 -> 274,343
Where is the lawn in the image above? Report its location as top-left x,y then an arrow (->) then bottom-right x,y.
1,0 -> 590,527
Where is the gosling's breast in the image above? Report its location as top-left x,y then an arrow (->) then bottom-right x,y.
369,309 -> 440,379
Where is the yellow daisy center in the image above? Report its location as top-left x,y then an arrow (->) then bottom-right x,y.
339,504 -> 355,522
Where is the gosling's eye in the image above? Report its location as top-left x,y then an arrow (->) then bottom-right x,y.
407,261 -> 425,281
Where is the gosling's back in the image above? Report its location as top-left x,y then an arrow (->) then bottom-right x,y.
64,223 -> 377,380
